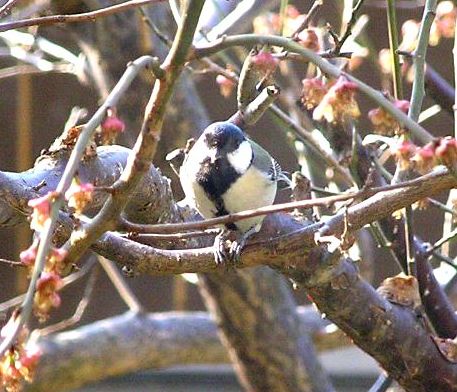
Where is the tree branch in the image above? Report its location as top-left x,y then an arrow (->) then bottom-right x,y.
193,34 -> 433,144
27,307 -> 340,392
0,0 -> 166,32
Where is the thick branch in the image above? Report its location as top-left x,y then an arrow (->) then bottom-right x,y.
288,249 -> 457,392
199,269 -> 335,392
0,145 -> 176,227
415,241 -> 457,338
28,308 -> 341,392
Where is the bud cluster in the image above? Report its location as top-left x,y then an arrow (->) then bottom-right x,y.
0,320 -> 40,392
310,76 -> 360,123
391,136 -> 457,173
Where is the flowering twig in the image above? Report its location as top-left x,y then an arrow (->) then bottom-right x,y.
203,57 -> 353,183
0,55 -> 157,358
193,34 -> 433,143
37,266 -> 99,336
0,259 -> 95,314
0,0 -> 165,33
404,0 -> 437,276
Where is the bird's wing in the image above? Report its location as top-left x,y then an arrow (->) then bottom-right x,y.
250,139 -> 281,182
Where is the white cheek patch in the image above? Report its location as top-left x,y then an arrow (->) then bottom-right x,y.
227,141 -> 253,174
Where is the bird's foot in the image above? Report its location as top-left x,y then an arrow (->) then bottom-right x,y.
213,230 -> 231,266
212,229 -> 256,267
228,235 -> 247,264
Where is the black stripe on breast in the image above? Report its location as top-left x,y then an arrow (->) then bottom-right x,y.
196,156 -> 239,231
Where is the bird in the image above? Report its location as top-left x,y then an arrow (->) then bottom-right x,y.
179,121 -> 286,264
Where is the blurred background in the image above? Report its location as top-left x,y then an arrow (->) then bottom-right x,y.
0,0 -> 455,391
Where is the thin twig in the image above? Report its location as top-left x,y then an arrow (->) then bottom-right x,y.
291,0 -> 323,38
428,197 -> 457,216
330,0 -> 365,55
0,0 -> 20,19
403,0 -> 437,276
0,258 -> 96,314
431,251 -> 457,270
123,229 -> 220,241
0,63 -> 73,80
193,34 -> 433,144
408,0 -> 438,122
38,265 -> 99,336
119,177 -> 429,234
430,227 -> 457,253
368,0 -> 424,8
454,12 -> 457,135
97,256 -> 144,313
138,7 -> 173,46
0,0 -> 165,33
386,0 -> 403,99
368,374 -> 393,392
0,258 -> 25,267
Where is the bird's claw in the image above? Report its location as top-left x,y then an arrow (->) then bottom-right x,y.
229,238 -> 245,264
213,231 -> 230,266
212,231 -> 249,267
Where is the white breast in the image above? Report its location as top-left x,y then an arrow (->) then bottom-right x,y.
222,165 -> 277,233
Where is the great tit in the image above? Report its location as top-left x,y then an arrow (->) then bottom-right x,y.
179,121 -> 285,264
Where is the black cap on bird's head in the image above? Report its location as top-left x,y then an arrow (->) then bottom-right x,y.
203,122 -> 246,154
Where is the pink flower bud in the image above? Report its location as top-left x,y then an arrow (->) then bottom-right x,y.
216,74 -> 235,98
436,137 -> 457,169
20,243 -> 38,267
101,113 -> 125,135
391,138 -> 416,170
313,77 -> 360,123
251,51 -> 279,74
65,180 -> 94,214
36,271 -> 63,291
412,142 -> 438,174
28,194 -> 53,232
100,107 -> 125,144
297,29 -> 320,52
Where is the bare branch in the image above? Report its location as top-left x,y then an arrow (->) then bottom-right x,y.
119,176 -> 439,235
0,0 -> 21,19
0,0 -> 166,33
28,308 -> 342,392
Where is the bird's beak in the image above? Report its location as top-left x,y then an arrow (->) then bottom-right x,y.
209,149 -> 221,163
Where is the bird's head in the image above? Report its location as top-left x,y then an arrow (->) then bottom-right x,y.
202,122 -> 253,173
203,122 -> 245,151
